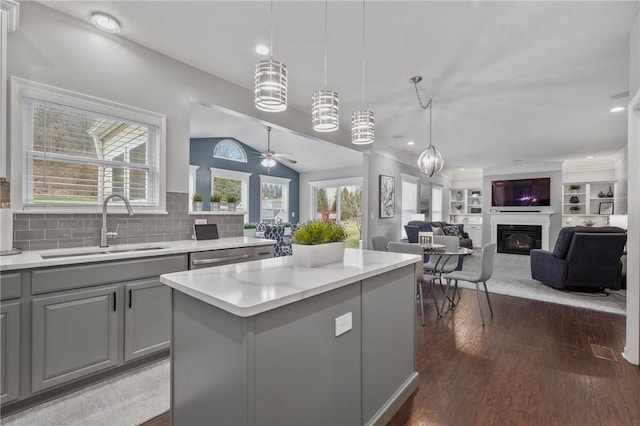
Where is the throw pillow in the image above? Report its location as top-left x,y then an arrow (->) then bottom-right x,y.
442,225 -> 462,238
432,226 -> 445,236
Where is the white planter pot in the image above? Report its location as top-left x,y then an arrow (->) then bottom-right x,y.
211,202 -> 220,212
244,229 -> 256,237
291,242 -> 345,268
192,201 -> 203,212
228,202 -> 237,212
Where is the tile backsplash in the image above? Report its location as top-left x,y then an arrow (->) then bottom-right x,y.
11,192 -> 244,251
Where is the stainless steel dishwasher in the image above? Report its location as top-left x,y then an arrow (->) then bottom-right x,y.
188,247 -> 253,269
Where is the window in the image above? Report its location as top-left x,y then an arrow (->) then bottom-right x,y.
260,175 -> 290,224
210,168 -> 251,222
401,174 -> 419,238
310,177 -> 363,248
213,139 -> 247,163
432,185 -> 443,221
11,78 -> 165,212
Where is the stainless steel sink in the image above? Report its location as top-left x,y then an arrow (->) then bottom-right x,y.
41,250 -> 108,259
41,246 -> 166,259
106,246 -> 166,254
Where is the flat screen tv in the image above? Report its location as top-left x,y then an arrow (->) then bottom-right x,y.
491,177 -> 551,207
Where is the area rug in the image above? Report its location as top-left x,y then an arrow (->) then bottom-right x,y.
451,252 -> 626,315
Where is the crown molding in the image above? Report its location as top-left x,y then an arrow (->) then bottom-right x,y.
1,0 -> 19,32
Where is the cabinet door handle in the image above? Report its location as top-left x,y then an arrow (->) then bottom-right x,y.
128,289 -> 132,309
257,251 -> 271,256
113,291 -> 117,311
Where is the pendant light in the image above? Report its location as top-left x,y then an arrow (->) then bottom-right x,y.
411,76 -> 444,177
312,0 -> 339,132
351,0 -> 374,145
255,1 -> 287,112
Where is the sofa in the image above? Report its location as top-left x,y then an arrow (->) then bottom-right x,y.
406,220 -> 473,249
530,226 -> 627,290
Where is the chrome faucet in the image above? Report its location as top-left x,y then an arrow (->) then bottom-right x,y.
100,194 -> 134,247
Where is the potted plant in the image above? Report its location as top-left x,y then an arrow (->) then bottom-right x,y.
192,193 -> 203,212
226,195 -> 238,212
243,222 -> 256,237
569,184 -> 580,193
569,205 -> 581,213
283,222 -> 292,236
210,193 -> 221,212
290,220 -> 348,267
455,204 -> 463,212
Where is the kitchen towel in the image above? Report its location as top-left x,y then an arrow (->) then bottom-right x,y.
0,209 -> 14,251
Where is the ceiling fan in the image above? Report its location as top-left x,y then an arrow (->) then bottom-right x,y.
260,126 -> 297,170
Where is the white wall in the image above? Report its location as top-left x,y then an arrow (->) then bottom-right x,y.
364,151 -> 450,249
298,164 -> 364,222
624,8 -> 640,366
5,2 -> 356,193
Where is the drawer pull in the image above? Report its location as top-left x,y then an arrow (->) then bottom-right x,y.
257,251 -> 271,256
191,253 -> 252,266
128,289 -> 132,309
113,291 -> 117,311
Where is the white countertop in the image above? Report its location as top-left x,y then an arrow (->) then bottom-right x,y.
160,249 -> 420,317
0,237 -> 275,271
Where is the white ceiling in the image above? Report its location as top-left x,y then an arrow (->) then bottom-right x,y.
38,0 -> 639,173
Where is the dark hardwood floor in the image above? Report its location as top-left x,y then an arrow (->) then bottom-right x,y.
142,289 -> 640,426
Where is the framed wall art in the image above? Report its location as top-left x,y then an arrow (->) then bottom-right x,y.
379,175 -> 395,218
599,202 -> 614,215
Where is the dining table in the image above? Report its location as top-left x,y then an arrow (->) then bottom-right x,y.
421,244 -> 474,314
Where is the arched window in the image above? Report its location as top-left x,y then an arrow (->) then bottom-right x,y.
213,139 -> 247,163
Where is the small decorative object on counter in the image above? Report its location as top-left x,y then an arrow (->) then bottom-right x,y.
569,195 -> 580,204
456,191 -> 462,201
598,191 -> 606,198
607,186 -> 614,198
290,220 -> 347,267
569,206 -> 581,213
192,193 -> 203,211
226,195 -> 238,212
581,219 -> 594,227
210,193 -> 221,211
569,184 -> 580,192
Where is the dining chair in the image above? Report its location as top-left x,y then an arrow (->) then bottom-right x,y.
424,235 -> 463,275
443,242 -> 496,326
387,242 -> 440,325
370,235 -> 390,251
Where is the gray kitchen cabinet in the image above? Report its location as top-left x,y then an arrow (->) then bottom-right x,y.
31,286 -> 119,393
124,279 -> 171,362
1,301 -> 21,404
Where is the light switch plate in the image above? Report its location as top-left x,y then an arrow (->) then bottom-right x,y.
335,312 -> 352,337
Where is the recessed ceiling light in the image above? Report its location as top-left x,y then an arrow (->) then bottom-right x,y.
393,134 -> 404,139
586,155 -> 595,159
91,12 -> 120,33
610,106 -> 625,113
459,167 -> 465,171
407,141 -> 415,146
513,159 -> 522,163
255,44 -> 270,55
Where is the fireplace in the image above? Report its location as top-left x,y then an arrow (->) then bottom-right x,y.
496,224 -> 542,255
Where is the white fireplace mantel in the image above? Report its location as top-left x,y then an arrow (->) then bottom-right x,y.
490,212 -> 554,251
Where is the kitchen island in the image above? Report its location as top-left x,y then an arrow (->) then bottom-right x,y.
160,248 -> 421,426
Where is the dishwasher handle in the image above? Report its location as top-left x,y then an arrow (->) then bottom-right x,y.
191,253 -> 252,266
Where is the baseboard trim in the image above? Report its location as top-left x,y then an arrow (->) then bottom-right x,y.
365,372 -> 419,426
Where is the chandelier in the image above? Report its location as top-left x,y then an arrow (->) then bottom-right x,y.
410,76 -> 444,177
312,0 -> 339,132
255,1 -> 287,112
351,0 -> 374,145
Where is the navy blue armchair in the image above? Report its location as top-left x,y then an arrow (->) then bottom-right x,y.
530,226 -> 627,290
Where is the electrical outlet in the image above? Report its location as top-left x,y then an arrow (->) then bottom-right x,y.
195,219 -> 207,225
335,312 -> 352,337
